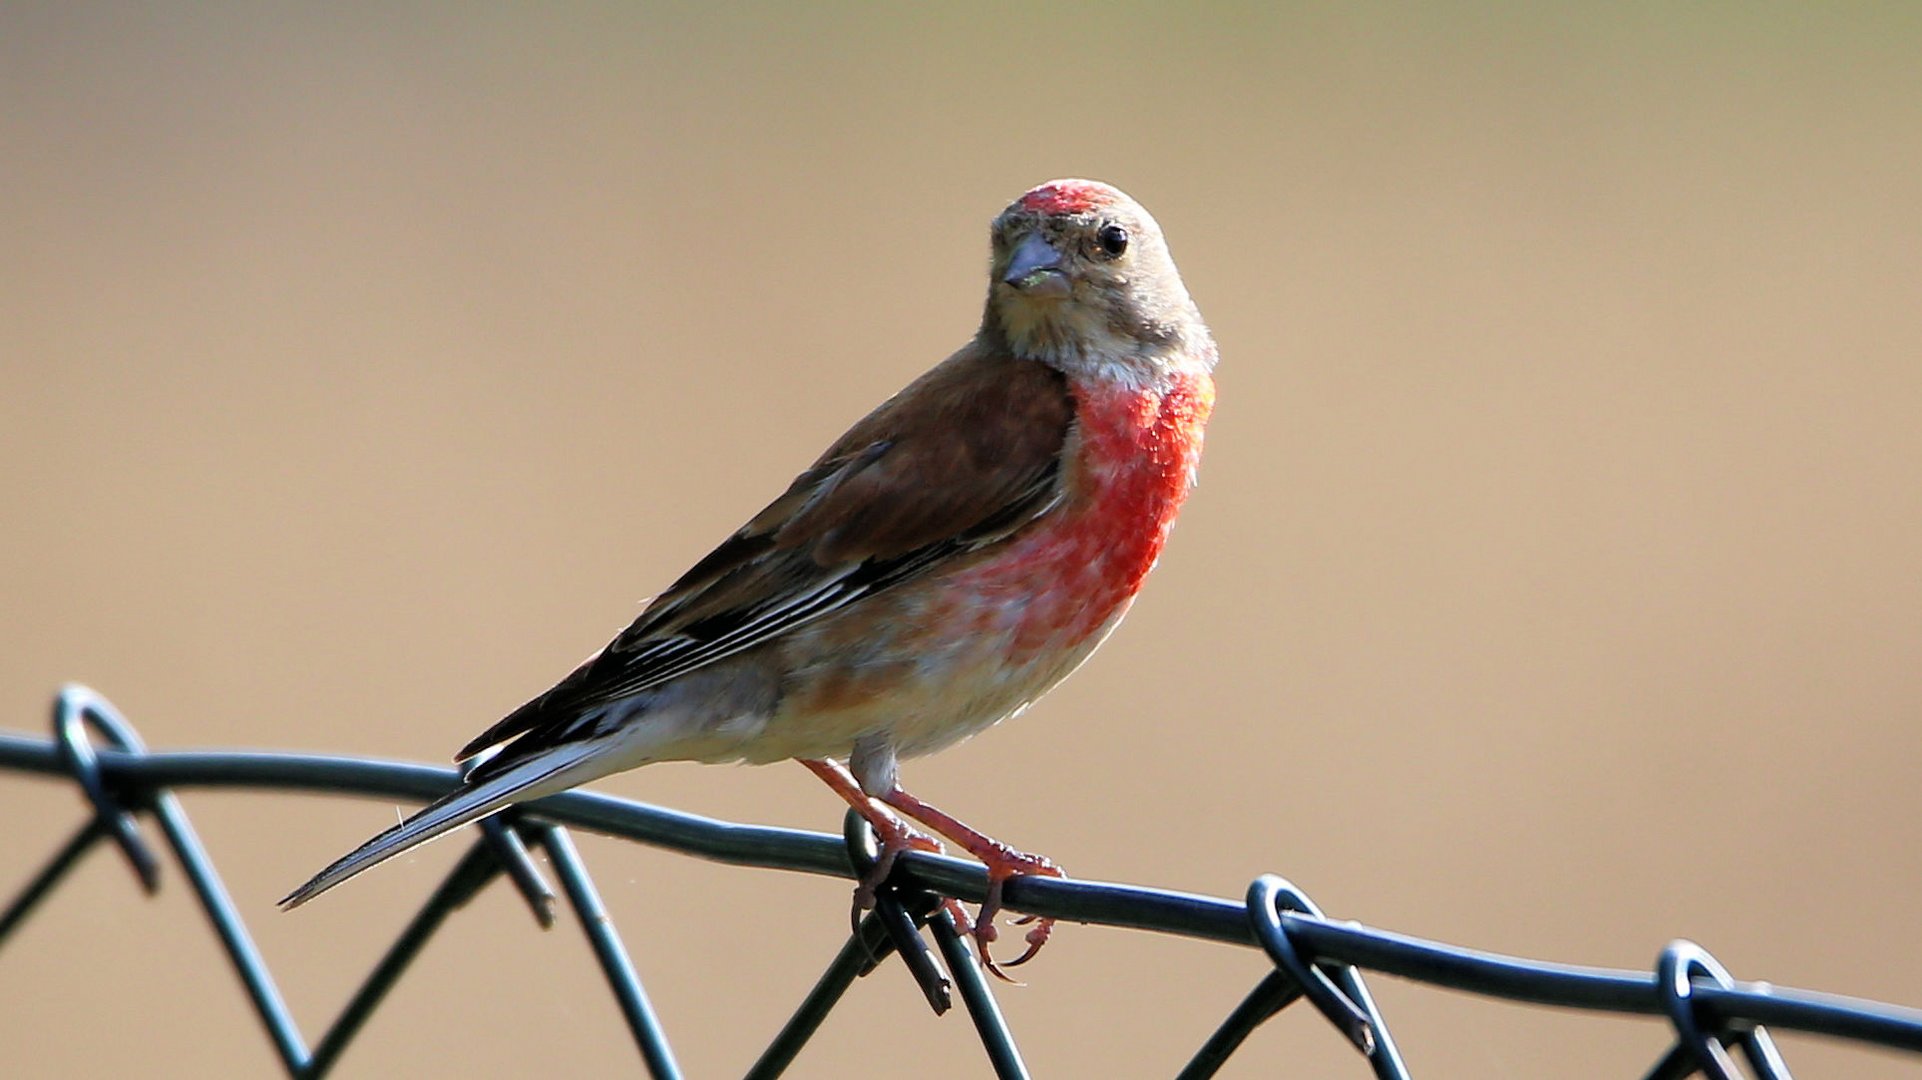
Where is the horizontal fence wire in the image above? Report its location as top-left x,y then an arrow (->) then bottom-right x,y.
4,685 -> 1922,1077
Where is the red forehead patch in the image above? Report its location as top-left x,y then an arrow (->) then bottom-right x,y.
1017,179 -> 1118,215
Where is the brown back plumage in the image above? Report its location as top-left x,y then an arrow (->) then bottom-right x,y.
456,344 -> 1073,770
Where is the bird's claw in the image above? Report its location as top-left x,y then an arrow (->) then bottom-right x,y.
820,769 -> 1071,979
933,896 -> 973,938
848,813 -> 947,938
994,918 -> 1055,972
964,845 -> 1066,981
855,836 -> 1065,982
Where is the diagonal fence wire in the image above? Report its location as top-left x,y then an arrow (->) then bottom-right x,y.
3,684 -> 1922,1077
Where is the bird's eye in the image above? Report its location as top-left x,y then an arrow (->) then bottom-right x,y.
1095,223 -> 1130,257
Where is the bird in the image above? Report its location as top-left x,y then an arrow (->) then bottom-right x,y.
281,178 -> 1217,972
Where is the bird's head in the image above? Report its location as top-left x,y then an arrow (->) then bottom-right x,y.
984,179 -> 1208,381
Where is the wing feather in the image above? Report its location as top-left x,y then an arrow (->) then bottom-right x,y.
457,345 -> 1074,769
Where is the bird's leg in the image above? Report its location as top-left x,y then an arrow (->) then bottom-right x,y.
799,760 -> 969,934
878,786 -> 1065,977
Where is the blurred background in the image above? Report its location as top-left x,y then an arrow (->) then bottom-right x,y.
4,4 -> 1920,1076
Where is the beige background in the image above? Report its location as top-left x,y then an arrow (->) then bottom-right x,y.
4,5 -> 1920,1077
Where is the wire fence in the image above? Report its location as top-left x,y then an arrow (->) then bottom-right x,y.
4,683 -> 1921,1078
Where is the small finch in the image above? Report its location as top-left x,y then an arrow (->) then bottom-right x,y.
282,179 -> 1217,970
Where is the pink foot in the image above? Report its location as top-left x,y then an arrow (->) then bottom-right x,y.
801,760 -> 972,937
877,784 -> 1068,978
968,843 -> 1066,980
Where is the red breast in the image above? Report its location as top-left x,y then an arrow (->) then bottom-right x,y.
935,368 -> 1215,658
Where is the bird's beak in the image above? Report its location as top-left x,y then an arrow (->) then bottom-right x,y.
1003,233 -> 1071,298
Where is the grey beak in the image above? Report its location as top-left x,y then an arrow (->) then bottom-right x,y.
1003,233 -> 1070,296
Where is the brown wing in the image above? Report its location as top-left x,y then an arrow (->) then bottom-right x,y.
457,344 -> 1073,768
